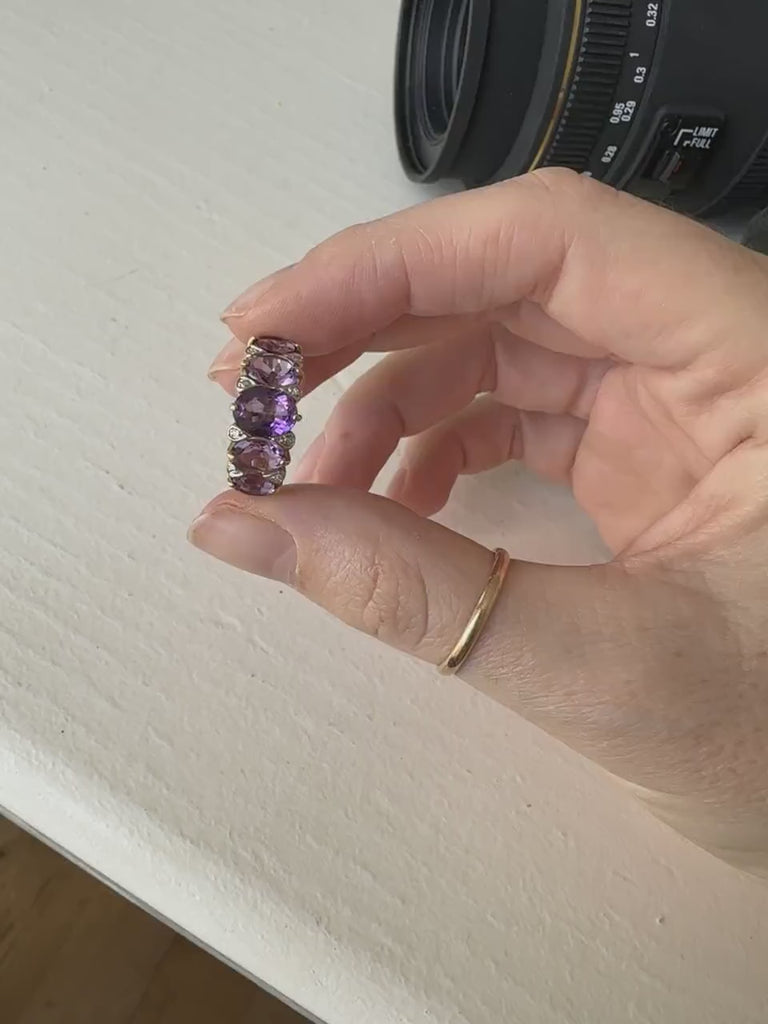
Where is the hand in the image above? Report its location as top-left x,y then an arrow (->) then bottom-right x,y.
191,170 -> 768,878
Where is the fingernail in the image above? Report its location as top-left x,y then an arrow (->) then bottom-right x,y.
221,264 -> 295,322
207,336 -> 244,382
291,433 -> 326,484
188,509 -> 296,582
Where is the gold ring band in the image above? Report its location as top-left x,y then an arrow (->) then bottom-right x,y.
438,548 -> 511,676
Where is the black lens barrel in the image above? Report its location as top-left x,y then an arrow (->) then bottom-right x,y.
396,0 -> 550,185
395,0 -> 768,216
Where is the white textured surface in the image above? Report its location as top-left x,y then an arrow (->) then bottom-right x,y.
1,2 -> 767,1022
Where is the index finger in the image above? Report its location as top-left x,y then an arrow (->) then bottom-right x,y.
223,169 -> 768,372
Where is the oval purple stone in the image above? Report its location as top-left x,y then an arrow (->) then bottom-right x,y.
232,471 -> 283,496
255,337 -> 299,356
233,386 -> 297,437
245,353 -> 300,390
230,437 -> 286,474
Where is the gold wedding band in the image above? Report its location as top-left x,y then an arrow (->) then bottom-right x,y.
438,548 -> 512,676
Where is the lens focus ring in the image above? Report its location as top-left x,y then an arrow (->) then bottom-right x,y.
542,0 -> 632,172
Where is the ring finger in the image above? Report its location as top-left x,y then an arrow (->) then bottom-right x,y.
293,326 -> 610,490
387,396 -> 586,517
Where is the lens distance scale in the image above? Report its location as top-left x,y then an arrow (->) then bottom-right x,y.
581,0 -> 665,180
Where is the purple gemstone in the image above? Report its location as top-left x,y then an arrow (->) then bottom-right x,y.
232,471 -> 282,496
233,386 -> 297,437
255,336 -> 300,356
245,353 -> 300,390
230,437 -> 287,474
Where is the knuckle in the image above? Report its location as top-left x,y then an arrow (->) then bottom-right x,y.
527,165 -> 620,208
304,221 -> 372,269
354,545 -> 430,649
527,165 -> 584,192
305,219 -> 410,300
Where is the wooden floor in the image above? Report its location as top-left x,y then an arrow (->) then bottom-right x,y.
0,818 -> 307,1023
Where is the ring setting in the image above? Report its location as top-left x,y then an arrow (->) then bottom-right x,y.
227,337 -> 303,496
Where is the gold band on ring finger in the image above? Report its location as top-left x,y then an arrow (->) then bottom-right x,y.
438,548 -> 512,676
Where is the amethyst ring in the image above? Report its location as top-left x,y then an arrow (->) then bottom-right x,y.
226,337 -> 303,496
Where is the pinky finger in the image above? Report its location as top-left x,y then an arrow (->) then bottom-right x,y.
387,396 -> 586,517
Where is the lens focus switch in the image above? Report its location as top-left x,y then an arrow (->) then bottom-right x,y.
634,114 -> 725,199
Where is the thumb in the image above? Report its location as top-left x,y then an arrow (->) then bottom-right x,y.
189,486 -> 768,875
188,486 -> 705,772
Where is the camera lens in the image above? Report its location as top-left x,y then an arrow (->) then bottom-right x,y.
395,0 -> 768,216
416,0 -> 470,139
